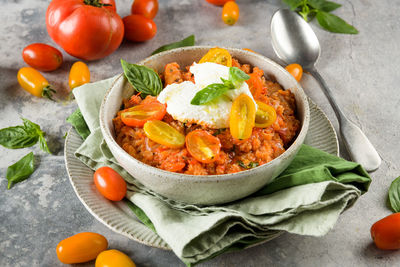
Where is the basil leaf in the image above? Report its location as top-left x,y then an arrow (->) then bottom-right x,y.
191,84 -> 230,105
388,176 -> 400,212
308,0 -> 341,12
316,11 -> 358,34
229,67 -> 250,87
151,35 -> 195,55
0,126 -> 38,149
121,59 -> 163,98
220,78 -> 234,89
23,118 -> 51,154
282,0 -> 303,10
6,152 -> 35,189
66,108 -> 90,140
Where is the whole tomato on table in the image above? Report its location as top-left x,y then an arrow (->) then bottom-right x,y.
131,0 -> 158,19
371,213 -> 400,250
22,43 -> 63,71
46,0 -> 124,61
123,14 -> 157,42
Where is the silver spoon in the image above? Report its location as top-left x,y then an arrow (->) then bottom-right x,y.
270,9 -> 381,172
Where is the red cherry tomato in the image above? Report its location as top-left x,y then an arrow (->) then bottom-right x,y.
123,14 -> 157,42
93,167 -> 127,201
22,43 -> 63,72
121,102 -> 166,127
56,232 -> 108,264
371,213 -> 400,250
186,130 -> 221,163
46,0 -> 124,61
205,0 -> 232,6
131,0 -> 158,19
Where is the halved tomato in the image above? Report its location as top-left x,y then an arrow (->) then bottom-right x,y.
254,101 -> 277,128
199,47 -> 232,67
229,94 -> 256,140
143,120 -> 185,148
186,130 -> 221,163
121,102 -> 166,127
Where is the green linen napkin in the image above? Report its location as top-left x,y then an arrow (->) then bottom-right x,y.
67,76 -> 371,266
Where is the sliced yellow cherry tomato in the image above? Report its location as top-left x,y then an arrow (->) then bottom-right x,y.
186,130 -> 221,163
199,47 -> 232,67
95,249 -> 136,267
143,120 -> 185,148
229,94 -> 256,140
285,63 -> 303,82
69,61 -> 90,90
17,67 -> 56,100
254,101 -> 277,128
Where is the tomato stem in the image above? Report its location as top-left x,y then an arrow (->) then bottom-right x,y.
83,0 -> 112,8
41,86 -> 57,101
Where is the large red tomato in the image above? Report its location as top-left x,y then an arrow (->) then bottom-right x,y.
46,0 -> 124,61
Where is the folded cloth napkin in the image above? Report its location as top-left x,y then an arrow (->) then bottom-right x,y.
67,76 -> 371,266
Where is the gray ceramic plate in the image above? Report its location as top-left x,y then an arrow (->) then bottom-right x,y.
64,98 -> 338,250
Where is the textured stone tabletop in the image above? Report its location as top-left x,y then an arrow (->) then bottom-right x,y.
1,0 -> 400,266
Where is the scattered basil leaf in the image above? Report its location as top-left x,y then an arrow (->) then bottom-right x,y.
229,67 -> 250,87
282,0 -> 303,10
151,35 -> 195,55
308,0 -> 341,12
191,84 -> 230,105
121,59 -> 163,98
220,78 -> 234,89
6,152 -> 35,189
238,161 -> 259,169
22,118 -> 51,154
316,11 -> 358,34
66,108 -> 90,140
388,176 -> 400,213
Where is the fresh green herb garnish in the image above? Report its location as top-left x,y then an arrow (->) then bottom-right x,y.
121,59 -> 163,98
191,67 -> 250,105
6,152 -> 35,189
0,118 -> 51,154
388,176 -> 400,212
282,0 -> 358,34
213,128 -> 226,136
66,108 -> 90,140
151,35 -> 195,55
238,161 -> 259,169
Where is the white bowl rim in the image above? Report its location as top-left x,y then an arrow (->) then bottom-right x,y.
99,46 -> 310,182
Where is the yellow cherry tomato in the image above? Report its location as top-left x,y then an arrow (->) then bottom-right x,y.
285,63 -> 303,82
56,232 -> 108,264
17,67 -> 56,100
222,1 -> 239,26
143,120 -> 185,148
199,47 -> 232,67
254,101 -> 277,128
229,94 -> 256,140
95,249 -> 136,267
69,61 -> 90,90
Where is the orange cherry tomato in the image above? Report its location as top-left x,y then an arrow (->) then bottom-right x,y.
56,232 -> 108,264
229,94 -> 256,140
93,166 -> 127,201
222,1 -> 239,26
205,0 -> 232,6
143,120 -> 185,148
121,102 -> 166,127
69,61 -> 90,90
131,0 -> 158,19
254,101 -> 277,128
17,67 -> 56,100
199,47 -> 232,67
285,63 -> 303,82
96,249 -> 136,267
186,130 -> 221,163
123,14 -> 157,42
371,213 -> 400,250
22,43 -> 63,72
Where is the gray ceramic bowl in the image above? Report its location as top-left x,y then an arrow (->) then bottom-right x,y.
99,46 -> 310,205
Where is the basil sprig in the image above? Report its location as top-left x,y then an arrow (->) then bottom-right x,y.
388,176 -> 400,213
121,59 -> 163,99
283,0 -> 358,34
0,118 -> 51,154
151,35 -> 195,55
6,152 -> 35,189
191,67 -> 250,105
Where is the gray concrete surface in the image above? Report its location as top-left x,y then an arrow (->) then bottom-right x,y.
1,0 -> 399,266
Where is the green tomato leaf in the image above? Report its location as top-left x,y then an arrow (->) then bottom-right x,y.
6,152 -> 35,189
282,0 -> 303,10
191,84 -> 230,105
121,59 -> 163,98
316,11 -> 358,34
388,176 -> 400,212
151,35 -> 195,55
229,67 -> 250,87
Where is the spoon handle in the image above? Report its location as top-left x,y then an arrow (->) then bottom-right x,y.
308,68 -> 381,172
